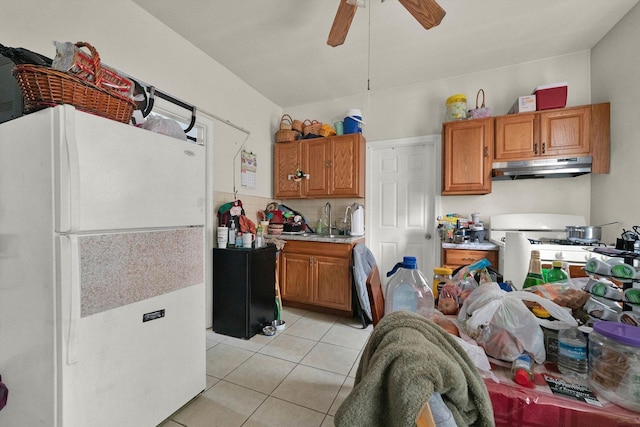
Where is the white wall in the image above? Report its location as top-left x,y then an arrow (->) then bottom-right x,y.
286,51 -> 594,226
591,2 -> 640,245
1,0 -> 281,200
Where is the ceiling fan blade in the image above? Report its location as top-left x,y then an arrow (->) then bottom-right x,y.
327,0 -> 358,47
397,0 -> 446,30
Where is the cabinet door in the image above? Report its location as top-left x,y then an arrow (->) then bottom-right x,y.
330,134 -> 365,197
442,118 -> 493,195
274,142 -> 303,199
279,252 -> 312,303
540,106 -> 590,157
495,113 -> 537,160
303,138 -> 330,197
313,255 -> 351,311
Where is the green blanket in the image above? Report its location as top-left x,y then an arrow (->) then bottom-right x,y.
334,311 -> 494,427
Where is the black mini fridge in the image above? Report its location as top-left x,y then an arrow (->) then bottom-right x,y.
212,244 -> 276,339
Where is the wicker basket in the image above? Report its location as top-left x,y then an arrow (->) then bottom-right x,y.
292,119 -> 304,132
279,114 -> 293,131
275,129 -> 299,143
303,119 -> 322,137
13,63 -> 136,124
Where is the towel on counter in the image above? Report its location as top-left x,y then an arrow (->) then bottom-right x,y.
334,311 -> 495,427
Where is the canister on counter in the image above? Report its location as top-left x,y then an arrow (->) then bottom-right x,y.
432,267 -> 453,301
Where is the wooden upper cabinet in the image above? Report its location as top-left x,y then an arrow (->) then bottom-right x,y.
442,118 -> 493,195
274,134 -> 365,199
274,141 -> 303,198
303,138 -> 330,197
495,106 -> 590,161
330,134 -> 364,197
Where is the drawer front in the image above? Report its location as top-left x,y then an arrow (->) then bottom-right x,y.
442,249 -> 498,268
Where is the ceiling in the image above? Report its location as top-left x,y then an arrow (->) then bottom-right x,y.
131,0 -> 639,108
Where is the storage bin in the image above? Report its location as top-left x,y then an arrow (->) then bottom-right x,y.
533,82 -> 568,111
588,321 -> 640,412
445,94 -> 467,121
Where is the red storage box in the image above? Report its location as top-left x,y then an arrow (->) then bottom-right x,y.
533,82 -> 567,110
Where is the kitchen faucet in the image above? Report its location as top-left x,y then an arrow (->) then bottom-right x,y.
324,202 -> 332,235
343,205 -> 352,228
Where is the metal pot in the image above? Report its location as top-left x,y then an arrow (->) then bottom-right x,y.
565,225 -> 601,242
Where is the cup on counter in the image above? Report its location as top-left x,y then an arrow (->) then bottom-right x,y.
242,232 -> 255,248
260,221 -> 270,235
217,226 -> 228,248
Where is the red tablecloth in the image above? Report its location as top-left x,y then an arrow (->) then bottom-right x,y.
485,363 -> 640,427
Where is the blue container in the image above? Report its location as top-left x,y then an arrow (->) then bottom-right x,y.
344,115 -> 362,134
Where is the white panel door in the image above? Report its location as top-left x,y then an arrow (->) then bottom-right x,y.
367,136 -> 439,293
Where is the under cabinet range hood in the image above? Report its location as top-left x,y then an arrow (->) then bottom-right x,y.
492,156 -> 592,180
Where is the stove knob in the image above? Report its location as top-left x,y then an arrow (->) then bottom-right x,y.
555,252 -> 565,260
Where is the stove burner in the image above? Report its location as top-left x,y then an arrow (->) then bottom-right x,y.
547,238 -> 605,246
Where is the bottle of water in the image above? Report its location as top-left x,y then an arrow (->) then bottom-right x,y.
385,256 -> 434,319
557,326 -> 588,380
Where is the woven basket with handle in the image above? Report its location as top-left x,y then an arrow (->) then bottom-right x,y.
12,41 -> 136,123
279,114 -> 293,130
302,119 -> 322,137
468,89 -> 493,119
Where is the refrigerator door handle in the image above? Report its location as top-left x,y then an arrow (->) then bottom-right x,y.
59,234 -> 81,365
58,106 -> 81,233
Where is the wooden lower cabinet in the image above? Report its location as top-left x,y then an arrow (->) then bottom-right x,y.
279,240 -> 357,316
441,247 -> 499,270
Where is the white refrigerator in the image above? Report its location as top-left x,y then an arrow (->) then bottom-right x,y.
0,105 -> 206,426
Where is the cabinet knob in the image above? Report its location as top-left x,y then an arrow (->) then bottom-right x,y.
534,143 -> 538,155
542,142 -> 546,154
483,147 -> 488,157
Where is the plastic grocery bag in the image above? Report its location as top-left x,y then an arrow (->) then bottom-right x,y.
140,115 -> 187,141
457,283 -> 575,364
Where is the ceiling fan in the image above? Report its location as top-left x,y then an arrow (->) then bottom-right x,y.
327,0 -> 446,47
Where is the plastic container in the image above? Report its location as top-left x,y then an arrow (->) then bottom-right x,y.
558,326 -> 588,380
344,108 -> 365,134
432,267 -> 453,300
547,260 -> 568,283
445,94 -> 467,121
512,352 -> 535,388
385,256 -> 434,319
589,321 -> 640,412
533,82 -> 567,111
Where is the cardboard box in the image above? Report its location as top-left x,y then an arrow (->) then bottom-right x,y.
508,95 -> 536,114
533,82 -> 568,111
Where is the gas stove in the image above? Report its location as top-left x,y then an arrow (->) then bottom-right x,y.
489,213 -> 612,289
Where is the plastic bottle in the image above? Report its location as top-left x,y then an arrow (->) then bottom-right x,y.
511,352 -> 535,388
385,256 -> 434,319
523,250 -> 544,289
432,267 -> 453,301
256,223 -> 263,248
547,260 -> 568,283
557,326 -> 588,380
228,219 -> 236,247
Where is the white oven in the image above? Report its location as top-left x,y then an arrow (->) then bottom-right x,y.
489,213 -> 611,289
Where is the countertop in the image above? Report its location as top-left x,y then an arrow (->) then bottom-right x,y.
441,242 -> 498,250
266,233 -> 365,244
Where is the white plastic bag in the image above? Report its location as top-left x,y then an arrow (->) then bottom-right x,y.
457,283 -> 576,364
140,115 -> 187,141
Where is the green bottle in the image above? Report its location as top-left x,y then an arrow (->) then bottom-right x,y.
546,260 -> 568,283
523,250 -> 545,288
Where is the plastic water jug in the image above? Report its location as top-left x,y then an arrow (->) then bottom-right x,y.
385,256 -> 434,319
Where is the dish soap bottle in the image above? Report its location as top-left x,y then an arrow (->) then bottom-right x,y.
256,223 -> 263,248
228,219 -> 236,247
385,256 -> 434,319
523,250 -> 544,288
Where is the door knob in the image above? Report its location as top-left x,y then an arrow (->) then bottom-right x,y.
425,233 -> 432,240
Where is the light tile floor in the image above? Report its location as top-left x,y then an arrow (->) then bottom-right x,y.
159,306 -> 373,427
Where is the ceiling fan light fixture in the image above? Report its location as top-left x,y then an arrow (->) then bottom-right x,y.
346,0 -> 366,8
